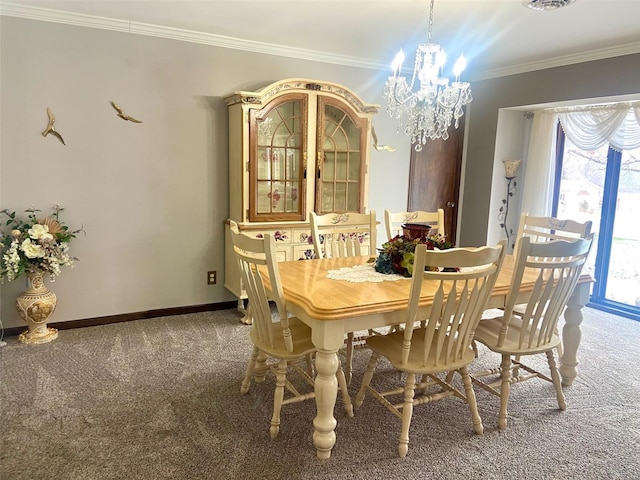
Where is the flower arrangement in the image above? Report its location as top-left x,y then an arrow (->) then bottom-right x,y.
0,205 -> 82,283
374,233 -> 454,277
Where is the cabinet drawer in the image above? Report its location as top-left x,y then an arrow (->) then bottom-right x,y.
293,245 -> 316,261
274,248 -> 289,262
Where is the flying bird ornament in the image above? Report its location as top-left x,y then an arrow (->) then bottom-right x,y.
110,101 -> 143,123
41,107 -> 66,145
372,126 -> 395,152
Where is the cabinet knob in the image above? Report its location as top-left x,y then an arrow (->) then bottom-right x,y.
447,202 -> 456,208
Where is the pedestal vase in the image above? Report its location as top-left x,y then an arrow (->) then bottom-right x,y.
16,271 -> 58,344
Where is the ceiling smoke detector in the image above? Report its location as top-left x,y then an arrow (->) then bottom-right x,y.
523,0 -> 576,10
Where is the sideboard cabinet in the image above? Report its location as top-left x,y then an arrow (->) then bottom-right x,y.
224,79 -> 379,302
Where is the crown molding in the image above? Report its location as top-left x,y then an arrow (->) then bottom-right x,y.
0,2 -> 387,71
470,42 -> 640,81
2,2 -> 639,80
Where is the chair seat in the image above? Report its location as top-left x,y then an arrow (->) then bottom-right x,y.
474,316 -> 561,356
250,317 -> 316,360
367,329 -> 477,375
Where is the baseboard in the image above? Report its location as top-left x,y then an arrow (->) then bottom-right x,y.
2,301 -> 239,338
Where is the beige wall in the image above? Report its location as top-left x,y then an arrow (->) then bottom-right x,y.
1,16 -> 639,328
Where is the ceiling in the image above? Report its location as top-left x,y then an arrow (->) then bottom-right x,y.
2,0 -> 640,79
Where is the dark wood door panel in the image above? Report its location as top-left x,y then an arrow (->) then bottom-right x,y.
407,118 -> 464,244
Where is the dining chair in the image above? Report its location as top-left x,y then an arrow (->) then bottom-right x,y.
512,211 -> 593,358
310,211 -> 377,260
514,211 -> 592,258
229,220 -> 353,439
471,234 -> 594,430
310,210 -> 378,384
354,241 -> 506,458
384,209 -> 445,241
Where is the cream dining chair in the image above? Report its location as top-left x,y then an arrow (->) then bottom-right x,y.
514,211 -> 592,258
511,211 -> 593,358
354,241 -> 506,458
310,210 -> 377,384
384,209 -> 445,241
229,220 -> 353,439
310,211 -> 377,260
472,234 -> 594,430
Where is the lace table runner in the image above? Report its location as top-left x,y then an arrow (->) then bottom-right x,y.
326,263 -> 408,283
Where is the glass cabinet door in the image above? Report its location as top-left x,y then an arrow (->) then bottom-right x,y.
249,94 -> 307,222
316,96 -> 367,214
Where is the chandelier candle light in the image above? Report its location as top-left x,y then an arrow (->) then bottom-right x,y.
385,0 -> 472,150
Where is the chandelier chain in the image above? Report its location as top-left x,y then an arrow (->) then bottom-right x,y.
428,0 -> 434,41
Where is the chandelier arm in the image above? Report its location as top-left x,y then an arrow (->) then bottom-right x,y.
390,84 -> 414,107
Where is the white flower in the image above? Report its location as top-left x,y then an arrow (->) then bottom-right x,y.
1,239 -> 21,282
20,238 -> 45,259
28,224 -> 50,240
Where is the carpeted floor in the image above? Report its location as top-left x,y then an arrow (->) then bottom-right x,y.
1,307 -> 639,480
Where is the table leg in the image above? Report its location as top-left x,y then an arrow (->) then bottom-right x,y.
313,348 -> 339,459
559,282 -> 590,386
238,298 -> 252,325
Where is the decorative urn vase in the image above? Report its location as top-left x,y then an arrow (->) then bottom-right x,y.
402,223 -> 433,241
16,271 -> 58,344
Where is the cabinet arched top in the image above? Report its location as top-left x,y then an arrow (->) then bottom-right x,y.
224,78 -> 379,115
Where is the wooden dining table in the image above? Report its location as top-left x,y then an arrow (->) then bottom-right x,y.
264,254 -> 593,459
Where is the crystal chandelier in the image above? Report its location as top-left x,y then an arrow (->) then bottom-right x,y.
384,0 -> 472,151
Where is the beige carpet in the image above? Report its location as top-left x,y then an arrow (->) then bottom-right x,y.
1,307 -> 639,480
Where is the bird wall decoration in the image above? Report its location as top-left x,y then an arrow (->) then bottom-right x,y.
372,126 -> 395,152
110,101 -> 142,123
41,107 -> 66,145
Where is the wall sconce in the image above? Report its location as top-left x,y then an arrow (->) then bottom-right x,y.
498,159 -> 522,249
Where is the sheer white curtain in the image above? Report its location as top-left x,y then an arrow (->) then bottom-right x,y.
558,105 -> 640,151
521,111 -> 558,217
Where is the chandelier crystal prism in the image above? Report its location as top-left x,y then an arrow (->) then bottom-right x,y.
384,0 -> 472,151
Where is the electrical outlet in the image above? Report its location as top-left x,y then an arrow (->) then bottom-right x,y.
207,271 -> 217,285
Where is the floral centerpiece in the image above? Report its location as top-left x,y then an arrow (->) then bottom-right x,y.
0,205 -> 81,282
374,233 -> 454,277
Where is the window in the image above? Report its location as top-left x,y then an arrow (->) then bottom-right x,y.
554,127 -> 640,321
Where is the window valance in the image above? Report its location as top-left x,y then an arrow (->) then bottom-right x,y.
557,104 -> 640,151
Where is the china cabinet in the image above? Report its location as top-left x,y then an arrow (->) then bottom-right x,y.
224,78 -> 379,303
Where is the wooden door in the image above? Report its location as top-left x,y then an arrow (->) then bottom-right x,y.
407,118 -> 464,244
